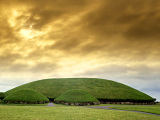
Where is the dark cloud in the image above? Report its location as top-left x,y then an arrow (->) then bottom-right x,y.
41,0 -> 160,56
82,0 -> 160,41
124,10 -> 160,40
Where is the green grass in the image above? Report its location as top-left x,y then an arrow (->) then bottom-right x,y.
4,89 -> 49,104
55,89 -> 99,103
0,103 -> 48,106
109,104 -> 160,115
5,78 -> 154,102
0,106 -> 160,120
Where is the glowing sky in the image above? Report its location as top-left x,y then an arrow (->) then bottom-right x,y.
0,0 -> 160,101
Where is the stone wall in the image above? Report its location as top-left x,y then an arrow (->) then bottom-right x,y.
54,101 -> 100,106
100,101 -> 155,105
4,101 -> 49,104
54,100 -> 155,105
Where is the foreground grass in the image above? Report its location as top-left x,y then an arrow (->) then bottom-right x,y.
0,106 -> 160,120
0,103 -> 47,106
109,104 -> 160,115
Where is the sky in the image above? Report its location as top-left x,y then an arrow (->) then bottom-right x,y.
0,0 -> 160,101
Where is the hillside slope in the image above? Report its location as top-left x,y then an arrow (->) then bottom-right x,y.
54,89 -> 99,103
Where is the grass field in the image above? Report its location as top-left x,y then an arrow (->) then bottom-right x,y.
0,103 -> 48,106
0,106 -> 160,120
109,103 -> 160,115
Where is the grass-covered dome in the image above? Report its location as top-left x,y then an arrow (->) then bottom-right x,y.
5,78 -> 155,102
54,89 -> 99,105
4,89 -> 49,104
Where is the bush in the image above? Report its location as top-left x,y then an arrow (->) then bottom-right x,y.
0,92 -> 5,100
3,89 -> 49,104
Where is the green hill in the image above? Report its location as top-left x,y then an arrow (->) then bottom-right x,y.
54,89 -> 99,105
5,78 -> 154,102
4,89 -> 49,104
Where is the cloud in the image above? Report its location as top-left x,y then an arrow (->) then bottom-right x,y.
79,63 -> 160,81
1,0 -> 91,30
82,0 -> 160,40
1,0 -> 160,56
0,53 -> 21,70
41,0 -> 160,58
0,0 -> 160,100
0,18 -> 20,47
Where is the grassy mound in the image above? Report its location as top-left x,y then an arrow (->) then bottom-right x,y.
5,78 -> 155,102
54,89 -> 99,105
4,89 -> 49,104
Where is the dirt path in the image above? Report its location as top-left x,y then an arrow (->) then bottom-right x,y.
47,102 -> 54,106
86,106 -> 160,117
